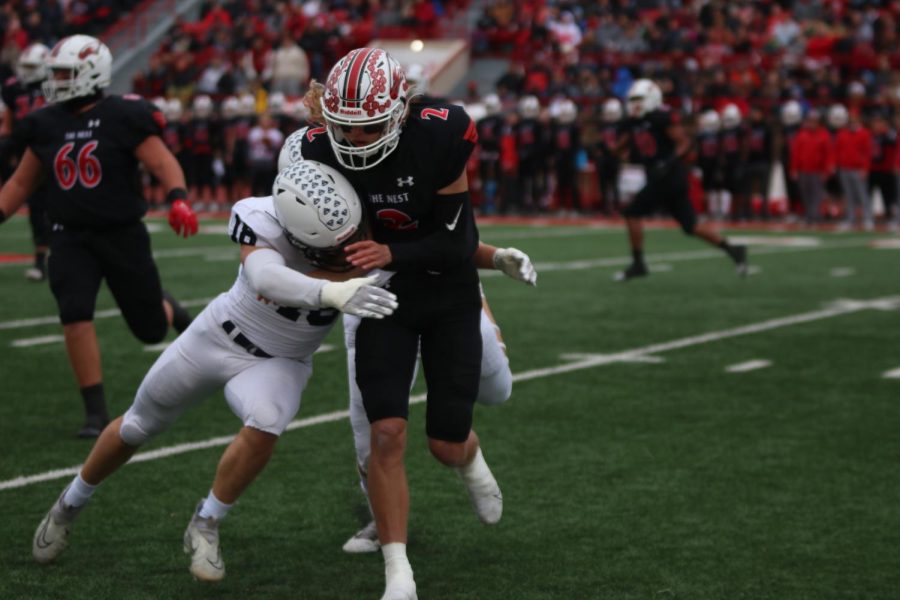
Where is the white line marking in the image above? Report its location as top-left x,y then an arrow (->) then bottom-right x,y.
560,353 -> 665,364
0,298 -> 214,331
871,239 -> 900,249
883,367 -> 900,379
830,267 -> 856,278
144,342 -> 171,352
3,294 -> 897,493
726,359 -> 772,373
11,335 -> 65,348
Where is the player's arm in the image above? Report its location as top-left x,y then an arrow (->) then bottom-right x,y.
0,148 -> 42,224
135,134 -> 198,236
345,170 -> 478,271
0,110 -> 12,137
668,120 -> 692,161
473,242 -> 537,286
241,245 -> 396,318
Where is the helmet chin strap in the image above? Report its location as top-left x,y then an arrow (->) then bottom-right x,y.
63,90 -> 104,113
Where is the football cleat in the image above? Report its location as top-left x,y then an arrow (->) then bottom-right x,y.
381,579 -> 417,600
24,267 -> 45,282
613,261 -> 648,282
457,449 -> 503,525
183,502 -> 225,582
729,244 -> 749,278
33,487 -> 84,564
342,520 -> 380,553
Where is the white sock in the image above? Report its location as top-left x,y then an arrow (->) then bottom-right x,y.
456,447 -> 490,484
198,490 -> 232,520
382,542 -> 413,580
63,473 -> 97,508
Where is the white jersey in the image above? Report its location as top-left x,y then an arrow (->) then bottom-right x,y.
205,196 -> 339,360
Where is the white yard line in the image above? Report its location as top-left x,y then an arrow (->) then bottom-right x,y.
11,335 -> 65,348
2,294 -> 897,493
726,360 -> 773,373
830,267 -> 856,278
883,367 -> 900,379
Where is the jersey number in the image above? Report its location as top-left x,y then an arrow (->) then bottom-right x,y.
230,214 -> 258,245
54,141 -> 102,190
420,108 -> 449,121
275,306 -> 339,326
633,131 -> 658,158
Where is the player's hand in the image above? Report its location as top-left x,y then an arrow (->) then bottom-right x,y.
493,247 -> 537,286
321,275 -> 398,319
168,200 -> 198,238
345,240 -> 392,270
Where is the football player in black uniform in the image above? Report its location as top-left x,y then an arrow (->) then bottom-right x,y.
1,43 -> 50,281
297,48 -> 502,600
476,93 -> 504,214
0,35 -> 198,438
615,79 -> 748,281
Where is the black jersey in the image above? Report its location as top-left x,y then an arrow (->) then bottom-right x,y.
719,126 -> 741,166
2,76 -> 46,123
476,114 -> 504,154
625,109 -> 677,167
696,131 -> 720,173
21,94 -> 165,229
744,121 -> 771,163
514,117 -> 543,163
293,101 -> 479,277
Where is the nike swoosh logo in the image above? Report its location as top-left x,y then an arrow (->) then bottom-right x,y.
445,205 -> 463,231
35,518 -> 54,549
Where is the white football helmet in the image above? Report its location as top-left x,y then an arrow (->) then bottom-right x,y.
405,62 -> 428,95
192,94 -> 213,119
222,95 -> 240,119
483,93 -> 501,116
602,98 -> 623,123
151,96 -> 168,113
698,109 -> 721,134
278,128 -> 305,171
42,35 -> 112,103
626,79 -> 662,118
781,100 -> 802,126
164,98 -> 183,122
720,103 -> 741,129
17,43 -> 49,84
272,161 -> 366,271
268,91 -> 286,114
554,99 -> 577,124
238,92 -> 256,117
518,95 -> 540,119
827,103 -> 848,129
321,47 -> 410,170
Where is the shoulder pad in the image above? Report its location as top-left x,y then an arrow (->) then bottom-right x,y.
230,197 -> 284,246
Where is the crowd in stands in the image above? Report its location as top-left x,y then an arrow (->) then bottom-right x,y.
2,0 -> 900,227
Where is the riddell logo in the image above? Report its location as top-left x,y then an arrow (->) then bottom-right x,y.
339,109 -> 363,116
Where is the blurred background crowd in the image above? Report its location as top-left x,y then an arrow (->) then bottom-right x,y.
2,0 -> 900,228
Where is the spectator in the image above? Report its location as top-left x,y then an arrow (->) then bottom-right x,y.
268,33 -> 310,96
790,109 -> 835,225
246,112 -> 283,197
834,108 -> 872,230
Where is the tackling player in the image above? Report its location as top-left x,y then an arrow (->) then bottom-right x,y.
614,79 -> 748,281
0,35 -> 198,437
31,162 -> 398,583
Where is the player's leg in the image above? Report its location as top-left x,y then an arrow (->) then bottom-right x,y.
477,296 -> 512,406
33,309 -> 231,564
420,302 -> 501,525
47,230 -> 109,437
355,316 -> 419,600
182,355 -> 310,582
614,181 -> 653,281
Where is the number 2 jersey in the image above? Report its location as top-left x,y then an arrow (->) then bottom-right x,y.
289,101 -> 480,284
19,94 -> 164,229
208,195 -> 339,360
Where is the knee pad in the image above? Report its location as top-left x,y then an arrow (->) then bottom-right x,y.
477,366 -> 512,406
119,409 -> 152,446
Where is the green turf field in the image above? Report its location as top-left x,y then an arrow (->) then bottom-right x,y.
1,215 -> 898,599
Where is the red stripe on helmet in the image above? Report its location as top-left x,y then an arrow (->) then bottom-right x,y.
344,48 -> 373,108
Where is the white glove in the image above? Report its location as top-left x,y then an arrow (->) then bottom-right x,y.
493,247 -> 537,286
321,275 -> 398,319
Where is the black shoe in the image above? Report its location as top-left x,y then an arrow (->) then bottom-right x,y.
77,414 -> 109,438
613,262 -> 648,282
729,245 -> 749,277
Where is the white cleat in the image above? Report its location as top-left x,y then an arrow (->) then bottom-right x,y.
183,502 -> 225,582
457,448 -> 503,525
381,573 -> 417,600
24,267 -> 45,282
33,488 -> 84,564
343,520 -> 380,553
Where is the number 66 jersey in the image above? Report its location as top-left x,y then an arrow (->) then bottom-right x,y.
19,94 -> 165,230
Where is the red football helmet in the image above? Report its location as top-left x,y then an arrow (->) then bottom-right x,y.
321,48 -> 409,170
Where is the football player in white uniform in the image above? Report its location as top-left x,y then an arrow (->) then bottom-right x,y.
278,128 -> 539,555
31,162 -> 398,583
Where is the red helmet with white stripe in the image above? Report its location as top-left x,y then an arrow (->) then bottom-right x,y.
321,48 -> 409,170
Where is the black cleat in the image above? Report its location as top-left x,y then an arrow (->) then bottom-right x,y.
77,414 -> 109,439
613,262 -> 649,282
729,244 -> 749,277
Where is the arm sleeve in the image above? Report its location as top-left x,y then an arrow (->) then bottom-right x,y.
243,247 -> 327,309
386,190 -> 479,271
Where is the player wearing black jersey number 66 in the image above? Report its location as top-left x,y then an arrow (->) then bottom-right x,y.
0,35 -> 199,438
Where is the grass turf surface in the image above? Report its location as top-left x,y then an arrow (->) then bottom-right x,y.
0,216 -> 898,599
